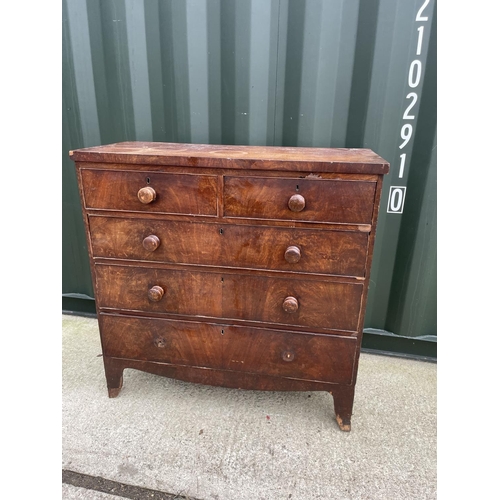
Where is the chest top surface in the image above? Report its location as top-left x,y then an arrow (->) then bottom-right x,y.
70,141 -> 389,175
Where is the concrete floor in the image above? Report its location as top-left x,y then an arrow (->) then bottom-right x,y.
62,314 -> 437,500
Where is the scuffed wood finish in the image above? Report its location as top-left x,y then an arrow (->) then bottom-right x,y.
88,216 -> 369,277
95,264 -> 362,332
71,141 -> 390,174
71,141 -> 389,431
81,169 -> 218,215
102,356 -> 355,394
94,264 -> 223,318
221,273 -> 362,332
223,176 -> 376,224
100,314 -> 357,384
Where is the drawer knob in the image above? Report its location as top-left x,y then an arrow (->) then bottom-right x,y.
148,285 -> 164,302
137,186 -> 156,204
288,194 -> 305,212
284,245 -> 301,263
282,350 -> 295,362
282,296 -> 299,313
143,235 -> 160,252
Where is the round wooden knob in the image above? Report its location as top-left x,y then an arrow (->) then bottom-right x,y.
148,285 -> 164,302
282,350 -> 295,362
137,186 -> 156,204
284,245 -> 301,263
142,235 -> 160,252
288,194 -> 305,212
282,296 -> 299,313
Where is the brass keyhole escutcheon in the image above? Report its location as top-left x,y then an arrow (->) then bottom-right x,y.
154,337 -> 166,348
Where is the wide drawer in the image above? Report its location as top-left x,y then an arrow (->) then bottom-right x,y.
100,314 -> 357,384
95,264 -> 363,332
89,216 -> 369,277
81,169 -> 218,215
223,176 -> 376,224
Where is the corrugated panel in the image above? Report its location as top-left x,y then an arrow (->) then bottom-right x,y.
62,0 -> 437,344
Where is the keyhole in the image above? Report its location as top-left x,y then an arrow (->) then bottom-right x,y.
296,184 -> 300,191
146,177 -> 151,184
221,329 -> 224,335
219,228 -> 224,235
155,337 -> 166,348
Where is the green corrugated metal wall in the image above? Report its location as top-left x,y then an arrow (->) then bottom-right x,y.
62,0 -> 437,357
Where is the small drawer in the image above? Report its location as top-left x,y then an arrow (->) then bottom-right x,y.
88,216 -> 369,277
88,217 -> 222,267
95,264 -> 223,318
100,314 -> 357,384
223,176 -> 376,224
81,169 -> 218,215
95,265 -> 363,332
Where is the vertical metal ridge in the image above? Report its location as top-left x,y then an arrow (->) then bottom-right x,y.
186,0 -> 210,143
207,0 -> 222,144
65,0 -> 101,147
249,0 -> 274,145
125,0 -> 153,141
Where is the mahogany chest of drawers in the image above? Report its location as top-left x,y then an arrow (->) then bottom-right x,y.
70,142 -> 389,431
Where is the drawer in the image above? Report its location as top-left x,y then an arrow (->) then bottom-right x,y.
221,274 -> 362,332
81,169 -> 217,215
88,216 -> 369,277
223,176 -> 376,224
100,314 -> 357,384
95,265 -> 363,332
95,264 -> 223,318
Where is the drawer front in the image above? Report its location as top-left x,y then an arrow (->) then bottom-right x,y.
221,225 -> 367,277
95,265 -> 362,332
89,216 -> 221,267
222,274 -> 362,332
223,176 -> 376,224
95,265 -> 223,318
89,216 -> 369,277
100,314 -> 357,384
81,169 -> 217,215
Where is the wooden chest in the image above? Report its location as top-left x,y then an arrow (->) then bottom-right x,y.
70,142 -> 389,431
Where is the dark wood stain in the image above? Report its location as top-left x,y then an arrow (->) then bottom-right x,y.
223,176 -> 376,224
88,216 -> 369,277
100,314 -> 357,384
81,169 -> 218,215
71,141 -> 389,431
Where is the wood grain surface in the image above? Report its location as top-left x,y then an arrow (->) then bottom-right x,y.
95,264 -> 362,332
81,169 -> 218,215
223,176 -> 376,224
71,141 -> 389,174
88,216 -> 369,277
100,314 -> 357,384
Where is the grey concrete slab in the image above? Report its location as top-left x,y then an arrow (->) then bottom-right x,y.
62,314 -> 436,500
62,484 -> 118,499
